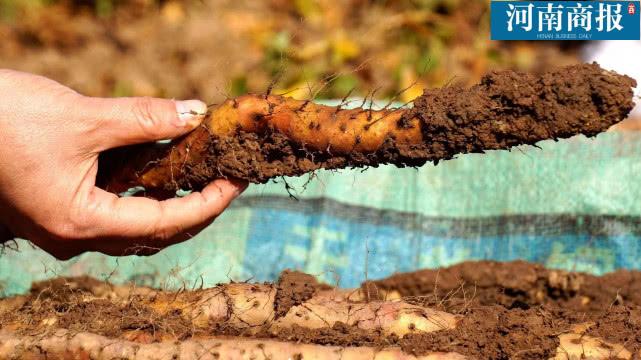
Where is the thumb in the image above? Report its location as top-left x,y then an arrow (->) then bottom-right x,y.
81,96 -> 208,151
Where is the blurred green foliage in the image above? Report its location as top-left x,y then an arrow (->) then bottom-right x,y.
0,0 -> 581,101
0,0 -> 162,21
0,0 -> 49,22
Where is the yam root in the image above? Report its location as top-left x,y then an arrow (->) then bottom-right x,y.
0,330 -> 466,360
0,277 -> 457,339
97,63 -> 636,198
0,328 -> 633,360
0,275 -> 460,359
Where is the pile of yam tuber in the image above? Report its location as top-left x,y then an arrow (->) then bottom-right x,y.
0,270 -> 635,359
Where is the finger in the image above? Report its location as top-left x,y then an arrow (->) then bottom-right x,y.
0,223 -> 15,246
79,96 -> 208,151
86,179 -> 248,255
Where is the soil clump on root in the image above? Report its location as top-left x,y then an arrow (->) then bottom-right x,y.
369,260 -> 641,357
273,269 -> 330,318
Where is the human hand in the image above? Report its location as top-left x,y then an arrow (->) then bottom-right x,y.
0,223 -> 14,247
0,70 -> 247,259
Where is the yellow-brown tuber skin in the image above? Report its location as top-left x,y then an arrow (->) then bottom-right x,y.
99,94 -> 413,198
98,63 -> 636,199
214,95 -> 417,153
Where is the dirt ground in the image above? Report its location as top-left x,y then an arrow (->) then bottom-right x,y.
0,0 -> 583,103
369,261 -> 641,357
1,261 -> 641,359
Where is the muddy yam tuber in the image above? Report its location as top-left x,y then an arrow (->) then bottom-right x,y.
0,272 -> 636,360
98,63 -> 636,198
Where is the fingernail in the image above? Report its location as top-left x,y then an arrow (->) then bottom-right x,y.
175,100 -> 207,128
